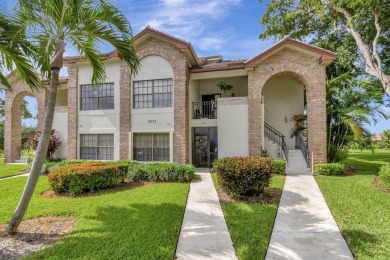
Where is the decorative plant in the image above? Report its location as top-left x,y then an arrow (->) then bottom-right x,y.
290,114 -> 307,138
24,129 -> 61,159
216,81 -> 233,93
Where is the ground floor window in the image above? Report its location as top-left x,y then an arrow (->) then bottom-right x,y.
133,133 -> 170,161
80,134 -> 114,160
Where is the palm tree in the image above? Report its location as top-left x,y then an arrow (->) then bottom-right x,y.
0,9 -> 41,91
5,0 -> 139,235
326,74 -> 387,162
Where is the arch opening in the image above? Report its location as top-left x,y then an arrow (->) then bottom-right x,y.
261,72 -> 306,158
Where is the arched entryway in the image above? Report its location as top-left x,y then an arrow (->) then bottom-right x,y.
261,72 -> 306,158
4,79 -> 47,163
248,47 -> 328,165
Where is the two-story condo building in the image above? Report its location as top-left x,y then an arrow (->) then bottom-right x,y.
4,27 -> 336,168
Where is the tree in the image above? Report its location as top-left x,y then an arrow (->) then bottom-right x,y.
4,0 -> 139,235
0,10 -> 41,91
259,0 -> 390,96
382,130 -> 390,148
326,73 -> 386,162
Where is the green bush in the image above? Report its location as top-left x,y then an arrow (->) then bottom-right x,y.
314,163 -> 345,176
128,162 -> 194,182
48,161 -> 126,194
271,159 -> 286,175
379,164 -> 390,190
213,156 -> 272,197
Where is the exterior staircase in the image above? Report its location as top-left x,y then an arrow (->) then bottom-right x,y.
286,149 -> 311,175
14,155 -> 27,164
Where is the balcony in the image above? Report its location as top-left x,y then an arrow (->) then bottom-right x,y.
192,101 -> 217,119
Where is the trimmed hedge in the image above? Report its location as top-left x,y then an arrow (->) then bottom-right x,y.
48,161 -> 126,194
379,164 -> 390,190
128,162 -> 194,182
314,163 -> 345,176
213,156 -> 272,197
271,159 -> 286,175
41,159 -> 85,175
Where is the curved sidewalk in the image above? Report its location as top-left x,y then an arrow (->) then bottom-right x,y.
266,174 -> 354,260
176,169 -> 237,259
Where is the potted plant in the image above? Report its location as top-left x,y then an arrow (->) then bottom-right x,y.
216,81 -> 233,96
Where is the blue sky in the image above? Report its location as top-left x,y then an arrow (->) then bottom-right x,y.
0,0 -> 389,133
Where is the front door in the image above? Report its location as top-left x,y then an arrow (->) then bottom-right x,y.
192,127 -> 218,168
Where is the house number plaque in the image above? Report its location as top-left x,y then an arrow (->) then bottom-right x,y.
148,120 -> 157,123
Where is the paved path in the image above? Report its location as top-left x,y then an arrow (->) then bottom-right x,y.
176,169 -> 237,260
266,174 -> 354,260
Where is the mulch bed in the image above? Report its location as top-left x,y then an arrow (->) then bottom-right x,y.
0,216 -> 76,260
216,185 -> 283,204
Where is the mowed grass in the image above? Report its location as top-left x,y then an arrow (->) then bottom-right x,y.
0,159 -> 30,179
212,174 -> 285,260
315,151 -> 390,259
1,177 -> 189,259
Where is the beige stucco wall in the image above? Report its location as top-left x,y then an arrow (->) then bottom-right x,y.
77,60 -> 121,160
131,55 -> 174,133
262,75 -> 304,150
217,97 -> 249,157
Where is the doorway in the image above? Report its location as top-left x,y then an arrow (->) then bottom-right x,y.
192,127 -> 218,168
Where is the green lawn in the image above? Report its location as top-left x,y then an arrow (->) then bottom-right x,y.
316,151 -> 390,259
212,174 -> 285,260
349,148 -> 390,154
0,159 -> 30,179
1,177 -> 189,259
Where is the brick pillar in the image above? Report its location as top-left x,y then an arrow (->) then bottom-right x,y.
173,60 -> 189,163
247,70 -> 263,156
119,62 -> 131,159
67,66 -> 78,159
307,69 -> 327,164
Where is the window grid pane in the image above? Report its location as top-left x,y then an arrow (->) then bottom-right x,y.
133,78 -> 172,108
133,133 -> 170,161
80,134 -> 114,160
80,83 -> 114,111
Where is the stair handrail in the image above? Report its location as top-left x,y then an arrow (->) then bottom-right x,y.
297,132 -> 310,167
264,122 -> 288,162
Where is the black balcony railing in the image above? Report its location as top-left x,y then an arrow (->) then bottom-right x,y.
192,101 -> 217,119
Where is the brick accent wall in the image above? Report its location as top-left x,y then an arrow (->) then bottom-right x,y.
4,80 -> 47,163
67,66 -> 78,159
119,62 -> 132,159
135,38 -> 189,163
248,48 -> 327,164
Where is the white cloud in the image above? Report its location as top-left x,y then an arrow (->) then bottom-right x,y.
122,0 -> 242,42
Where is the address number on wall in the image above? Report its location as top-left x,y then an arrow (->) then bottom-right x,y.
148,120 -> 157,123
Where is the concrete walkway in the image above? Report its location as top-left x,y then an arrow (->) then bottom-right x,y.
176,169 -> 237,260
266,174 -> 354,260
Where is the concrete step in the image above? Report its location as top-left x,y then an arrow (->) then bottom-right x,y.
287,149 -> 311,175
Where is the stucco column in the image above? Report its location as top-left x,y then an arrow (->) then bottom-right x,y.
67,66 -> 78,159
247,70 -> 263,156
119,62 -> 131,159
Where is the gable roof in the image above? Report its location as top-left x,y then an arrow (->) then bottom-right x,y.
133,27 -> 200,66
244,37 -> 337,68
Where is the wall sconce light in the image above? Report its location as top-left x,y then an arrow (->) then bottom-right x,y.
284,116 -> 288,123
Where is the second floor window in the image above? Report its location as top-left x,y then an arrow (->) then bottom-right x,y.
80,83 -> 114,111
133,79 -> 173,108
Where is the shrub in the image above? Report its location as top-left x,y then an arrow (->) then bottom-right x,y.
213,156 -> 272,197
24,129 -> 61,159
48,161 -> 125,194
271,159 -> 286,175
314,163 -> 345,176
379,164 -> 390,190
128,162 -> 194,182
